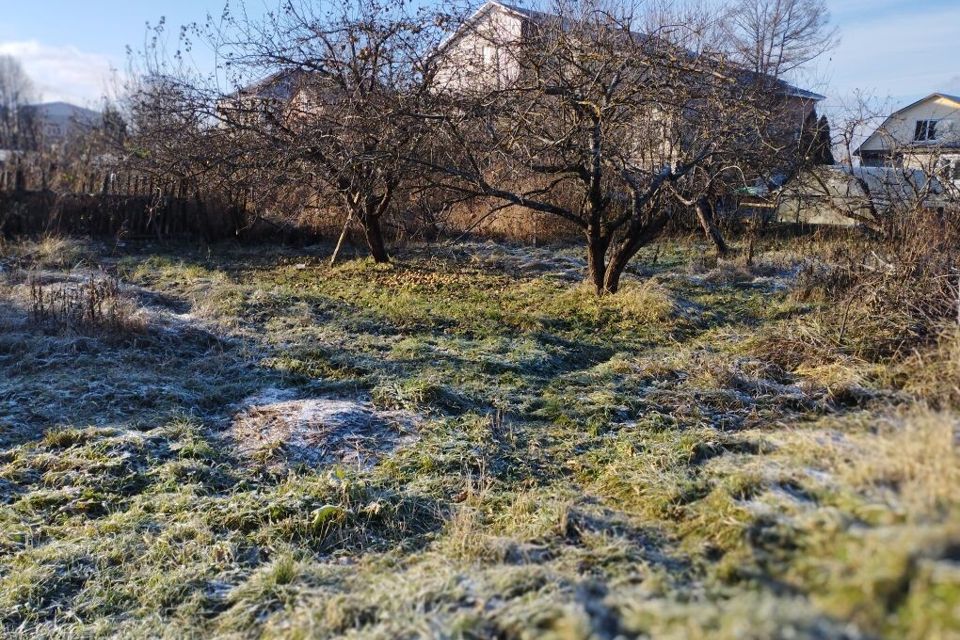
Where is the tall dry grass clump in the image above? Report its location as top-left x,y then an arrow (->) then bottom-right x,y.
796,211 -> 957,355
28,274 -> 145,336
757,207 -> 959,405
0,235 -> 96,270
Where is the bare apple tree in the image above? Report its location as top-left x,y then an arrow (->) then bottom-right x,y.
134,0 -> 465,262
427,0 -> 825,293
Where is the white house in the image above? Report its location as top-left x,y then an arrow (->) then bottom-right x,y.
433,2 -> 532,92
855,93 -> 960,183
433,1 -> 825,107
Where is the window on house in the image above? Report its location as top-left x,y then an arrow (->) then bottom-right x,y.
914,119 -> 938,141
952,160 -> 960,182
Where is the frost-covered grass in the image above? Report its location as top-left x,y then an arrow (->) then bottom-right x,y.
0,237 -> 957,639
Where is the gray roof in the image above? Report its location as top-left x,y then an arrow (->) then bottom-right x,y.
234,69 -> 311,101
496,2 -> 558,23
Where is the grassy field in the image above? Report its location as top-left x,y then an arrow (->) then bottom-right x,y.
0,234 -> 958,639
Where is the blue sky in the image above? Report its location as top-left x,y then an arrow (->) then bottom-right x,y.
2,0 -> 959,111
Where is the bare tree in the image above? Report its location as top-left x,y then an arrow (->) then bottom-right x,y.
131,0 -> 464,262
428,0 -> 820,293
0,55 -> 39,150
722,0 -> 838,79
125,0 -> 831,282
126,73 -> 208,178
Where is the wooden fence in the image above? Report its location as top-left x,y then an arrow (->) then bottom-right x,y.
0,163 -> 251,240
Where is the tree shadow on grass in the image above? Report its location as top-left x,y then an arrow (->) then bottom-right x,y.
0,284 -> 451,631
0,296 -> 268,449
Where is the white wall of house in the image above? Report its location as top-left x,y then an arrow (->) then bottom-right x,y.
433,0 -> 821,180
858,95 -> 960,185
434,3 -> 526,93
857,94 -> 960,187
859,95 -> 960,154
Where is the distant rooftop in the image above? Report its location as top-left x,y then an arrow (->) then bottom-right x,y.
460,1 -> 825,102
27,101 -> 101,119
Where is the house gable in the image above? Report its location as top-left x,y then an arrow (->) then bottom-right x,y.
434,1 -> 824,104
857,93 -> 960,155
434,2 -> 528,92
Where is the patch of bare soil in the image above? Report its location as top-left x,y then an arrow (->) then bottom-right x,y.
231,388 -> 420,470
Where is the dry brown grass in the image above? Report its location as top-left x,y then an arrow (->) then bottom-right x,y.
895,327 -> 960,408
842,409 -> 959,515
445,198 -> 581,244
775,407 -> 960,518
28,274 -> 146,336
802,211 -> 957,352
555,277 -> 678,324
749,210 -> 960,411
0,235 -> 96,270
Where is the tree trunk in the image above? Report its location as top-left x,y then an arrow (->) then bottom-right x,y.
603,236 -> 646,294
329,211 -> 353,266
586,231 -> 609,295
603,248 -> 631,294
601,210 -> 671,295
361,214 -> 390,263
695,197 -> 728,256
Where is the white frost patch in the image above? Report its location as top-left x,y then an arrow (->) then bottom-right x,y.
750,275 -> 791,292
463,241 -> 586,281
232,389 -> 420,469
6,269 -> 206,332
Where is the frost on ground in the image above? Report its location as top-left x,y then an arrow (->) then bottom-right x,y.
13,269 -> 202,334
0,238 -> 957,639
446,240 -> 588,281
232,388 -> 420,469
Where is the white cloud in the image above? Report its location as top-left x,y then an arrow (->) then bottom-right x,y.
0,40 -> 118,106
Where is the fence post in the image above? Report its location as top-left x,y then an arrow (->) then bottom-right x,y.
14,160 -> 25,192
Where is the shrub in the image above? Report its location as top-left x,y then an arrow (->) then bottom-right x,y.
785,210 -> 958,360
751,208 -> 959,407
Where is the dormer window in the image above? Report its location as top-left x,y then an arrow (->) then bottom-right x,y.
915,119 -> 938,141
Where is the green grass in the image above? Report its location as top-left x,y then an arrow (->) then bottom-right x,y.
0,237 -> 957,638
